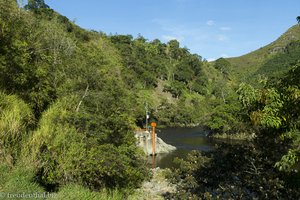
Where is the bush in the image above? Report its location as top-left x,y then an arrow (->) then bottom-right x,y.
27,95 -> 149,191
166,142 -> 300,199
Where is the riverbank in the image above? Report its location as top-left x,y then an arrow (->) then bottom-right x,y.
156,122 -> 202,129
209,132 -> 256,140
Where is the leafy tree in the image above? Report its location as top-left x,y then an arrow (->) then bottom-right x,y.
237,63 -> 300,172
214,57 -> 231,78
166,40 -> 181,59
0,10 -> 77,116
24,0 -> 49,10
238,84 -> 286,129
191,76 -> 208,95
164,81 -> 185,99
188,54 -> 203,76
206,102 -> 239,133
237,83 -> 257,112
297,16 -> 300,24
174,61 -> 194,83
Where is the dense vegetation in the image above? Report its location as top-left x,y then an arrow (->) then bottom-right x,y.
0,0 -> 299,199
108,35 -> 242,132
0,0 -> 149,197
165,20 -> 300,199
0,0 -> 236,197
166,62 -> 300,199
253,41 -> 300,82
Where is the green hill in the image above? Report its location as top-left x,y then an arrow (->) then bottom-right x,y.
1,1 -> 300,199
0,1 -> 235,193
227,24 -> 300,84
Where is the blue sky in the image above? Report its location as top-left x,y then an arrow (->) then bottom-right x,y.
37,0 -> 300,60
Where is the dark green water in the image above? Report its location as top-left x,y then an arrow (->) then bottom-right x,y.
147,126 -> 238,168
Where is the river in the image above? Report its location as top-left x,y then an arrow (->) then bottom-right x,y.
147,126 -> 239,168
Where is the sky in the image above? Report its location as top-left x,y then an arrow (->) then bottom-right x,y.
35,0 -> 300,61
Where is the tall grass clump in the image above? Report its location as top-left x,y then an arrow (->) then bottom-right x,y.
0,92 -> 33,165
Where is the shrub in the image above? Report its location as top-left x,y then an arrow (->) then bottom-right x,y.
27,95 -> 149,191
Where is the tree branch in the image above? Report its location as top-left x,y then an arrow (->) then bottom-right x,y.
76,84 -> 89,112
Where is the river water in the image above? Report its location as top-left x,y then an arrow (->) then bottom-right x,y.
147,126 -> 238,168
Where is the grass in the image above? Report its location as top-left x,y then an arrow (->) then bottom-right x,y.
0,161 -> 45,200
0,93 -> 33,167
227,24 -> 300,83
0,163 -> 134,200
52,185 -> 128,200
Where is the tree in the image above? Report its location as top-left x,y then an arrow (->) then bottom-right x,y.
167,40 -> 181,59
297,16 -> 300,24
237,63 -> 300,171
24,0 -> 49,10
214,57 -> 231,78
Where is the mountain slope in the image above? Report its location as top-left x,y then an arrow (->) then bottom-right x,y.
227,24 -> 300,83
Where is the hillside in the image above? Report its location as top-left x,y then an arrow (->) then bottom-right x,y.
227,24 -> 300,83
1,1 -> 300,199
0,0 -> 236,195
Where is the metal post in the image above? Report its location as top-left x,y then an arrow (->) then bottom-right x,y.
150,122 -> 157,168
152,125 -> 155,156
145,102 -> 149,132
152,152 -> 156,169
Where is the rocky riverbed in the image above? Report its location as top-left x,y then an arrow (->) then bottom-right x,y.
131,168 -> 176,200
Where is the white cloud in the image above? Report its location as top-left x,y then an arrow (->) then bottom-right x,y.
152,18 -> 233,59
217,34 -> 229,41
153,19 -> 207,43
206,20 -> 215,26
220,27 -> 231,31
